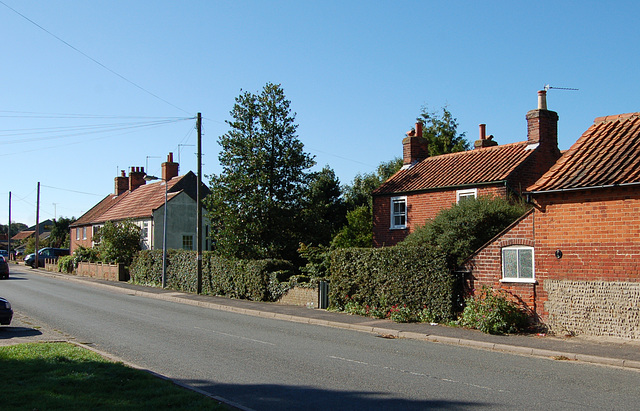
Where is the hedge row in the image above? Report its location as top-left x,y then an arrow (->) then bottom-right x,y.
130,250 -> 294,301
329,246 -> 456,321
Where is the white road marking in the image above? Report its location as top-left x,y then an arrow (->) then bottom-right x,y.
328,355 -> 507,393
194,326 -> 276,346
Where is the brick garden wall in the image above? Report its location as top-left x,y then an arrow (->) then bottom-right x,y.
277,286 -> 319,308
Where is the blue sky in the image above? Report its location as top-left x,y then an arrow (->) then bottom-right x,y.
2,1 -> 638,227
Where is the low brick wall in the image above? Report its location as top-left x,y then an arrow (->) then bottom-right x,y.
76,262 -> 128,282
278,286 -> 319,309
544,280 -> 640,340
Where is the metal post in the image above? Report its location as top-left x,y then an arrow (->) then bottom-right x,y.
35,182 -> 40,268
8,192 -> 11,259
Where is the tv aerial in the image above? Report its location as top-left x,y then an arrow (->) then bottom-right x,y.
544,84 -> 579,91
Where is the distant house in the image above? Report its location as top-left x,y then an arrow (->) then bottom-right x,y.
70,153 -> 212,254
465,112 -> 640,339
11,219 -> 55,243
372,91 -> 561,247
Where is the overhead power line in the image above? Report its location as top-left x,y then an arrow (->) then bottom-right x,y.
0,1 -> 192,115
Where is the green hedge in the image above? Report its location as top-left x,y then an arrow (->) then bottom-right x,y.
329,246 -> 455,322
130,250 -> 295,301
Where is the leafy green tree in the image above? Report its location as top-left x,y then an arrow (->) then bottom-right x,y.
331,205 -> 373,248
49,217 -> 76,248
0,222 -> 27,237
400,196 -> 529,268
95,220 -> 141,265
300,166 -> 346,246
343,157 -> 403,210
418,105 -> 470,156
206,83 -> 315,261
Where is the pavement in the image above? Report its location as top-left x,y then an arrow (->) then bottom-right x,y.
6,266 -> 640,371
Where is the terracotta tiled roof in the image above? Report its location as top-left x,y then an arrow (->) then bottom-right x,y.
374,141 -> 537,195
12,230 -> 34,241
95,177 -> 182,224
528,113 -> 640,192
70,193 -> 127,228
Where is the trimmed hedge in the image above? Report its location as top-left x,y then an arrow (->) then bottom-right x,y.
130,250 -> 294,301
329,246 -> 455,322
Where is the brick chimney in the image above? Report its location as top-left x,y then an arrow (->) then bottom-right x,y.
526,90 -> 559,150
114,170 -> 128,195
161,152 -> 179,182
474,124 -> 498,149
402,122 -> 428,165
129,166 -> 146,191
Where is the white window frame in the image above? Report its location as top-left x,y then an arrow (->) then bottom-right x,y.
501,245 -> 535,283
182,235 -> 194,250
82,226 -> 87,240
456,188 -> 477,203
76,228 -> 80,241
390,196 -> 407,229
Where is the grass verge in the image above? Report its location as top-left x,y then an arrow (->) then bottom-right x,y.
0,342 -> 226,410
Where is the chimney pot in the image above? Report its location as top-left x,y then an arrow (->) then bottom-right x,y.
162,152 -> 179,182
538,90 -> 547,110
479,124 -> 486,140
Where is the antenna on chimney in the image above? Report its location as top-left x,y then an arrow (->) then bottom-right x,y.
544,84 -> 579,91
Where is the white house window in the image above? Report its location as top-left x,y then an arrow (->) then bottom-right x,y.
76,228 -> 80,241
456,188 -> 477,203
183,235 -> 193,250
390,196 -> 407,229
141,222 -> 149,240
82,227 -> 87,240
501,246 -> 534,282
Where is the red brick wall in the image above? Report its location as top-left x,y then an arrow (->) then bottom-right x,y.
373,185 -> 507,247
466,186 -> 640,321
70,225 -> 94,254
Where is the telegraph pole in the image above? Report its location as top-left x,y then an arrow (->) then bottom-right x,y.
7,192 -> 11,259
35,182 -> 40,267
196,112 -> 203,294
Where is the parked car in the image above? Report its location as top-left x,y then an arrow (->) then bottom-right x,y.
0,256 -> 8,279
0,297 -> 12,325
0,249 -> 8,258
24,247 -> 70,268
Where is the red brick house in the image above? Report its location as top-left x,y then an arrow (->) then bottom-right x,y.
70,153 -> 211,254
465,112 -> 640,339
373,91 -> 562,247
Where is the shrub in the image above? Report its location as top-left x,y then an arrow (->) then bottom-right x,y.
73,246 -> 100,263
330,246 -> 455,322
459,286 -> 529,334
400,195 -> 529,268
57,255 -> 74,273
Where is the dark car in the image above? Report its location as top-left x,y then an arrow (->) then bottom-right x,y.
24,247 -> 70,268
0,255 -> 8,279
0,297 -> 12,325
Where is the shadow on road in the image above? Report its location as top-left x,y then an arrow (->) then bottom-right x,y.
179,379 -> 494,410
0,326 -> 43,340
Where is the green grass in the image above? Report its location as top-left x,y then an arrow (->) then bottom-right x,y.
0,342 -> 226,410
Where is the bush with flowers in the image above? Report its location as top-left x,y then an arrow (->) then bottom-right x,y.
459,286 -> 529,334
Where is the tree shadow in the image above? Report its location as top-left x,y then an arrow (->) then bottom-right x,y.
178,379 -> 496,410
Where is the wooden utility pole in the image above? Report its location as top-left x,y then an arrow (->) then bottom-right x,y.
7,192 -> 11,259
196,113 -> 203,294
35,182 -> 40,267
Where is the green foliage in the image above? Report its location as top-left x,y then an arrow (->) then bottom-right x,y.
331,205 -> 373,248
298,243 -> 331,279
459,286 -> 529,334
300,166 -> 346,246
329,246 -> 455,322
57,255 -> 74,273
401,195 -> 529,268
0,222 -> 28,238
418,105 -> 470,156
49,216 -> 76,248
343,157 -> 403,210
73,245 -> 101,263
95,220 -> 141,265
206,83 -> 315,261
130,250 -> 295,302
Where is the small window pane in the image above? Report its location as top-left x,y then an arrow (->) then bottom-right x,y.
519,249 -> 533,278
503,249 -> 518,278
